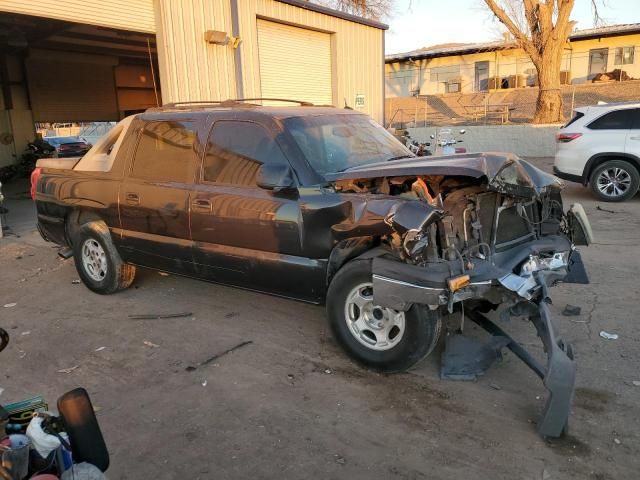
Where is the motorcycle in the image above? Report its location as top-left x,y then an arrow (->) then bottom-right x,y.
18,140 -> 55,178
429,128 -> 467,155
398,131 -> 432,156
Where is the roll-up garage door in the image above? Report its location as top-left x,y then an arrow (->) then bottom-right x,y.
26,50 -> 118,122
257,19 -> 333,106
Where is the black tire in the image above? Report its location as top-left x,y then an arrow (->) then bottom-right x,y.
72,221 -> 136,294
589,160 -> 640,202
326,259 -> 442,373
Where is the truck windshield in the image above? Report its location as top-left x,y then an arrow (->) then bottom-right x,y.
284,114 -> 413,174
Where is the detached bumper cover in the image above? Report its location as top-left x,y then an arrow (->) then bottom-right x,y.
371,236 -> 587,438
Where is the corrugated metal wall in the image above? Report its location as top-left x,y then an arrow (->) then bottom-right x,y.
0,0 -> 155,33
154,0 -> 384,122
153,0 -> 237,103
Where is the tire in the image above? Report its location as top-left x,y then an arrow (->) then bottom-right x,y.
326,259 -> 442,373
589,160 -> 639,202
72,221 -> 136,294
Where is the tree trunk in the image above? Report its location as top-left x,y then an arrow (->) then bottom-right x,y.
532,54 -> 564,124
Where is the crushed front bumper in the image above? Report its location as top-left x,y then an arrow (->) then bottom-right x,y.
371,235 -> 588,437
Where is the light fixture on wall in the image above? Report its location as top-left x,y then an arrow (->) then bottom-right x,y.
204,30 -> 229,45
204,30 -> 241,48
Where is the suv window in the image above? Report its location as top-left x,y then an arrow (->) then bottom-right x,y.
131,120 -> 197,182
587,109 -> 637,130
563,111 -> 584,128
202,121 -> 288,185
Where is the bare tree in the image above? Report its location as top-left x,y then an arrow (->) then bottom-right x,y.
483,0 -> 578,124
318,0 -> 394,20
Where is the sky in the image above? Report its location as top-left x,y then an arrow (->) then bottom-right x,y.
384,0 -> 640,54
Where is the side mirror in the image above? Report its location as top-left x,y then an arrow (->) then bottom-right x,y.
459,129 -> 466,134
256,163 -> 295,191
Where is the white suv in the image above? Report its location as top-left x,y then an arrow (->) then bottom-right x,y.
554,102 -> 640,202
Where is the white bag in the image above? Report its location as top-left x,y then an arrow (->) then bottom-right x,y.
26,415 -> 61,458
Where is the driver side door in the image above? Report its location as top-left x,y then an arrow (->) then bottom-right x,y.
190,119 -> 324,300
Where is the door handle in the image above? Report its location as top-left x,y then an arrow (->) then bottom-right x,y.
629,135 -> 640,141
125,192 -> 139,205
192,198 -> 212,212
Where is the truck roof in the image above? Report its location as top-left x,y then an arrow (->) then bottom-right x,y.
141,100 -> 364,121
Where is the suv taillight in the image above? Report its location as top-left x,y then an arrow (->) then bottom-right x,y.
30,167 -> 41,200
557,133 -> 582,143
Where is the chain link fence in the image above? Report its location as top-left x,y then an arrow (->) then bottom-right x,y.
385,79 -> 640,128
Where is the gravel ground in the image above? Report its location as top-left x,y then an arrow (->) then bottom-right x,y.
0,157 -> 638,479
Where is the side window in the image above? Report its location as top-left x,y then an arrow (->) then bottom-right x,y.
202,121 -> 288,185
130,120 -> 197,183
587,110 -> 635,130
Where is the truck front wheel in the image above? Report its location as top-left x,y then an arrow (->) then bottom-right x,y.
326,260 -> 442,373
72,221 -> 136,294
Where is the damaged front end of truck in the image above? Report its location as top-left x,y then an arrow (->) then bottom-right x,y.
328,153 -> 592,438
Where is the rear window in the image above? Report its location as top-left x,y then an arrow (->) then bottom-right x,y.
130,120 -> 197,183
563,111 -> 584,128
587,109 -> 636,130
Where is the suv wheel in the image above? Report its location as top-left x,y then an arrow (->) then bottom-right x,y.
590,160 -> 639,202
72,221 -> 136,294
326,260 -> 442,373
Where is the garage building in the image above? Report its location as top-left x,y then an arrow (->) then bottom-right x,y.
0,0 -> 386,169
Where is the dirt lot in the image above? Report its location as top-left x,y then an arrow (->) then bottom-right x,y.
1,157 -> 639,480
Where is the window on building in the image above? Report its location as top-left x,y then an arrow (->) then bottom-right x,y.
131,121 -> 197,183
587,109 -> 637,130
614,46 -> 635,65
203,121 -> 288,185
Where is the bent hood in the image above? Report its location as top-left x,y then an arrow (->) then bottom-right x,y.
325,152 -> 563,197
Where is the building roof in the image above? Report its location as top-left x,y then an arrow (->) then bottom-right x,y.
386,22 -> 640,63
277,0 -> 388,30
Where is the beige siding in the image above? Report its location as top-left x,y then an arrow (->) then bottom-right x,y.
154,0 -> 237,102
257,19 -> 333,105
0,0 -> 155,33
242,0 -> 384,122
154,0 -> 384,123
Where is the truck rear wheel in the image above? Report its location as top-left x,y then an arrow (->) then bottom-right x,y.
326,260 -> 442,373
72,221 -> 135,294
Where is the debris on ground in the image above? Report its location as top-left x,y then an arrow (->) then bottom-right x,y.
158,272 -> 170,277
597,205 -> 618,214
3,303 -> 17,308
334,454 -> 346,465
185,340 -> 253,371
562,304 -> 581,316
324,368 -> 333,374
599,331 -> 619,340
614,438 -> 621,445
94,346 -> 106,352
72,279 -> 81,284
129,312 -> 192,320
143,340 -> 160,348
632,381 -> 640,387
489,383 -> 501,390
57,365 -> 79,374
21,331 -> 31,336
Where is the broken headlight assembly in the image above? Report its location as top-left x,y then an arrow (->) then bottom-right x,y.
520,251 -> 570,277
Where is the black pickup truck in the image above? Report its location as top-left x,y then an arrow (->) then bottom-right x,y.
32,100 -> 592,437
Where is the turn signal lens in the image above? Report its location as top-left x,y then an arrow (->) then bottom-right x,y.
447,274 -> 470,292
